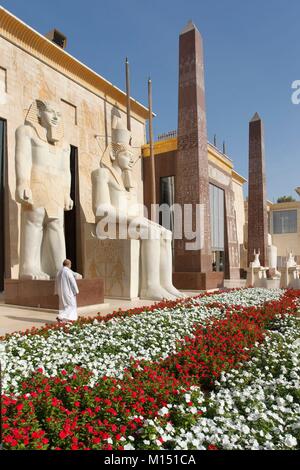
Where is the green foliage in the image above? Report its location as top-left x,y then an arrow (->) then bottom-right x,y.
276,196 -> 296,203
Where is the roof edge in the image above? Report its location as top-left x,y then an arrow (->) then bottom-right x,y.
0,6 -> 154,120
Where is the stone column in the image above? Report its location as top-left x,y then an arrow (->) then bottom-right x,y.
224,185 -> 241,279
247,113 -> 268,267
174,21 -> 212,274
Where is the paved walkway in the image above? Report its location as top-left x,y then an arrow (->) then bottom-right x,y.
0,291 -> 201,336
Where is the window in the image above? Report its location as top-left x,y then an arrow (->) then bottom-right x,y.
212,250 -> 225,272
0,67 -> 7,94
273,210 -> 297,234
209,184 -> 225,251
210,184 -> 225,273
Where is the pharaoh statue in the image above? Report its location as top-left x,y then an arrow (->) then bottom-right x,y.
250,250 -> 261,267
15,99 -> 73,279
286,251 -> 297,268
267,233 -> 280,278
92,117 -> 183,300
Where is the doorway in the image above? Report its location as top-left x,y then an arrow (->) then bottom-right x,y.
0,119 -> 6,292
64,145 -> 79,273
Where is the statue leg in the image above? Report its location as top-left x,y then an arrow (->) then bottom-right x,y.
20,207 -> 50,280
159,229 -> 185,298
139,237 -> 176,301
46,209 -> 66,274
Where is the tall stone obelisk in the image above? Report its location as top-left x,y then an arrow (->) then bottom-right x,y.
174,21 -> 212,277
247,113 -> 268,267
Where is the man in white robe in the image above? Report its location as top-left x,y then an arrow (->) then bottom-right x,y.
55,259 -> 80,322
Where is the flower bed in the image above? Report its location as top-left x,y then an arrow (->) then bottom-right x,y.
1,288 -> 299,450
2,288 -> 283,392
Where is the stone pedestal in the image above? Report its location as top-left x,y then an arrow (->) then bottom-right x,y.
4,278 -> 104,309
280,266 -> 300,289
224,278 -> 247,289
173,271 -> 224,290
85,226 -> 139,300
246,266 -> 268,288
266,279 -> 281,289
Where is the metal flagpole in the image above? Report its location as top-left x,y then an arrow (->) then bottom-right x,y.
125,58 -> 131,132
148,77 -> 156,219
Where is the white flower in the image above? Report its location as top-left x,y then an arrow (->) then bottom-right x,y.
165,423 -> 174,432
158,407 -> 169,417
124,444 -> 135,450
284,435 -> 297,448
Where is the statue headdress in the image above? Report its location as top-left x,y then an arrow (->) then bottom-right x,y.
100,116 -> 134,189
25,99 -> 64,144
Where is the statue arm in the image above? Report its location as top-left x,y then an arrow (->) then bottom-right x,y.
92,168 -> 115,220
15,126 -> 33,204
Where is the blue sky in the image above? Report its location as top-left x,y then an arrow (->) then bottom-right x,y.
1,0 -> 300,201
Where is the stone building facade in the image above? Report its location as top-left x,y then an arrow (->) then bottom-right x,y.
143,21 -> 246,289
0,7 -> 148,292
269,200 -> 300,266
0,8 -> 248,297
142,136 -> 246,286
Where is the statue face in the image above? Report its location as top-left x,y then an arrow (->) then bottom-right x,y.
39,104 -> 62,130
116,150 -> 134,171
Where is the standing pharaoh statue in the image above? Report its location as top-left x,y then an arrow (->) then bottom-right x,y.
15,100 -> 73,279
92,117 -> 183,300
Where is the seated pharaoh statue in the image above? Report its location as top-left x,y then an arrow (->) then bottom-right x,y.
15,99 -> 73,280
250,250 -> 261,267
267,234 -> 280,279
92,118 -> 183,300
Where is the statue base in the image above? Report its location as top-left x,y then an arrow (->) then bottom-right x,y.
84,228 -> 140,300
173,272 -> 224,290
279,266 -> 300,289
4,278 -> 104,309
246,266 -> 268,288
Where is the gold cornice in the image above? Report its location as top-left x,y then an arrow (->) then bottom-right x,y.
270,201 -> 300,210
208,152 -> 232,174
142,137 -> 247,184
142,137 -> 177,156
232,170 -> 247,185
0,7 -> 150,122
207,144 -> 233,172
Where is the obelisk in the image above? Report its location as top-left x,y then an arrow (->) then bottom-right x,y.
174,21 -> 212,275
247,113 -> 268,267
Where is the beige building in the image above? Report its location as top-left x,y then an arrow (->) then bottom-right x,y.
0,7 -> 248,297
0,7 -> 149,291
269,200 -> 300,266
142,135 -> 247,279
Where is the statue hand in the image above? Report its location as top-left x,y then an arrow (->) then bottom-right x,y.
16,187 -> 33,205
64,197 -> 74,211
